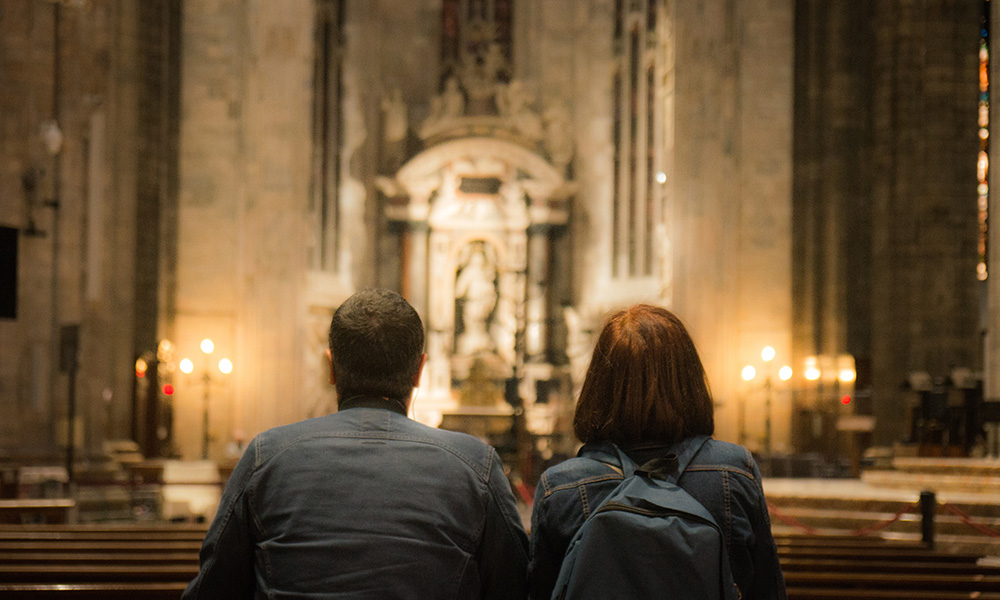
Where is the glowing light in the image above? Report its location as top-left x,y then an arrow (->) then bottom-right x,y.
218,358 -> 233,374
200,338 -> 215,354
179,358 -> 194,374
162,384 -> 174,396
135,358 -> 147,378
741,366 -> 756,382
778,366 -> 793,381
761,346 -> 776,362
838,368 -> 857,384
655,171 -> 667,184
841,395 -> 852,405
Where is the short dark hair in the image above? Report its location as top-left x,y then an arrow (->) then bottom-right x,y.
573,304 -> 714,446
328,289 -> 425,400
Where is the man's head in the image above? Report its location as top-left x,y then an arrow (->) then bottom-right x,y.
327,289 -> 425,402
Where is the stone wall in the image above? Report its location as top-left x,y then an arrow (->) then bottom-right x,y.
0,1 -> 178,459
672,0 -> 794,449
175,0 -> 315,458
795,1 -> 982,446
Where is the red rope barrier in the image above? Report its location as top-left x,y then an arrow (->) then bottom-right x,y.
845,502 -> 919,537
766,503 -> 821,535
515,482 -> 535,505
767,501 -> 919,537
939,503 -> 1000,538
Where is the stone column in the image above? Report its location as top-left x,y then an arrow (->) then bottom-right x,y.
525,223 -> 550,360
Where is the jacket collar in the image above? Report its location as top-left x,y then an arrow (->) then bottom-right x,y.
337,395 -> 408,416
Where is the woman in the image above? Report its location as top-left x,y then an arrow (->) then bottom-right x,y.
528,304 -> 787,600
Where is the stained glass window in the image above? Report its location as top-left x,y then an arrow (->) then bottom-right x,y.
978,0 -> 990,281
440,0 -> 513,88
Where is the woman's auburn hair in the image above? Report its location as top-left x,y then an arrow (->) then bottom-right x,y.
573,304 -> 715,446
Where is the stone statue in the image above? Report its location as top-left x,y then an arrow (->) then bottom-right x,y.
497,79 -> 542,140
382,88 -> 407,143
544,104 -> 574,170
381,88 -> 408,170
419,77 -> 466,138
455,244 -> 497,355
442,76 -> 466,118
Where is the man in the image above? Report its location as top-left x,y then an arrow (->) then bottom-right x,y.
184,289 -> 528,599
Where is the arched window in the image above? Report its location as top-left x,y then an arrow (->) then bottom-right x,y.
311,0 -> 345,272
612,0 -> 667,279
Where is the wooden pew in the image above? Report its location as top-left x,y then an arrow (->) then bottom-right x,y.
0,564 -> 198,584
0,527 -> 207,542
0,499 -> 75,524
0,524 -> 201,597
780,557 -> 1000,576
777,545 -> 980,563
0,551 -> 199,565
0,582 -> 189,599
0,540 -> 202,553
786,590 -> 1000,600
777,533 -> 1000,600
784,571 -> 1000,592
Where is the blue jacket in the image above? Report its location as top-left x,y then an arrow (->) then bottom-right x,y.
184,397 -> 529,599
528,438 -> 786,600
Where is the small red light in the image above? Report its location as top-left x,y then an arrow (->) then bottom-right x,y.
841,395 -> 852,405
136,370 -> 145,378
162,384 -> 174,395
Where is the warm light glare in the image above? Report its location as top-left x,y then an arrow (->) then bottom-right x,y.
218,358 -> 233,374
761,346 -> 775,362
179,358 -> 194,374
741,365 -> 756,381
778,366 -> 793,381
135,358 -> 147,378
200,338 -> 215,354
838,368 -> 857,384
804,367 -> 821,381
655,171 -> 667,184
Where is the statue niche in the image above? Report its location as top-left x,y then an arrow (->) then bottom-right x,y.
454,242 -> 499,356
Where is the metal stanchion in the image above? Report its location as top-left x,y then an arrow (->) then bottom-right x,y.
920,490 -> 936,549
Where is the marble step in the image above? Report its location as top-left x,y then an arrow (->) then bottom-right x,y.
861,469 -> 1000,495
764,478 -> 1000,556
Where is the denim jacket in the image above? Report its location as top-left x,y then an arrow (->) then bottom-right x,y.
528,437 -> 786,600
184,397 -> 529,599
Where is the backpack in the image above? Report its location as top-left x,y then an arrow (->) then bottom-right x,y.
551,435 -> 740,600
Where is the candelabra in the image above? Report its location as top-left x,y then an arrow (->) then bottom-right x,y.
179,338 -> 232,459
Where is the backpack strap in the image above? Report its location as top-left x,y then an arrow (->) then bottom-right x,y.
615,435 -> 712,485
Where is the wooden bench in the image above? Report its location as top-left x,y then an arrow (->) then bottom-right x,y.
0,523 -> 203,597
0,499 -> 75,524
786,590 -> 1000,600
0,527 -> 207,542
0,540 -> 202,553
0,564 -> 198,584
784,571 -> 1000,592
0,551 -> 199,565
0,582 -> 189,599
780,557 -> 1000,576
776,545 -> 981,562
778,534 -> 1000,599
